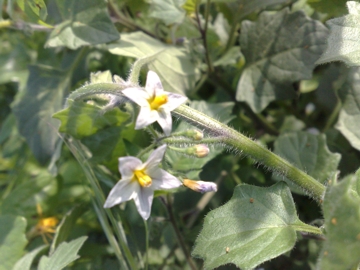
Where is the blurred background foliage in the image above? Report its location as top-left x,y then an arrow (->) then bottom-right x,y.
0,0 -> 359,269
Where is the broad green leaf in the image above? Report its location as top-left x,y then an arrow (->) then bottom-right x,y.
107,31 -> 200,95
273,132 -> 341,193
192,182 -> 317,270
0,215 -> 28,270
149,0 -> 186,25
0,43 -> 29,86
336,67 -> 360,150
213,46 -> 243,67
38,236 -> 88,270
0,171 -> 56,216
308,0 -> 347,18
50,205 -> 87,254
13,245 -> 48,270
45,0 -> 119,49
167,101 -> 234,179
16,0 -> 48,22
279,116 -> 305,133
225,0 -> 297,20
12,65 -> 69,164
236,8 -> 328,112
316,1 -> 360,66
53,101 -> 130,139
317,175 -> 360,269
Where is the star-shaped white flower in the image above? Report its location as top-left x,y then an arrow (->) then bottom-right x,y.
103,145 -> 182,220
122,71 -> 187,135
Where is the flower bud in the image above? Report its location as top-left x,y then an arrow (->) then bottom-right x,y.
183,179 -> 217,193
186,144 -> 209,158
185,129 -> 204,140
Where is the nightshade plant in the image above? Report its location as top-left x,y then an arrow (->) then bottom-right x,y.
2,0 -> 360,270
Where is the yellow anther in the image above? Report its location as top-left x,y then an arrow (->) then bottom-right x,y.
134,170 -> 152,187
149,94 -> 168,110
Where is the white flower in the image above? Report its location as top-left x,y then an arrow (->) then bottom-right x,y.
104,145 -> 182,220
122,71 -> 187,135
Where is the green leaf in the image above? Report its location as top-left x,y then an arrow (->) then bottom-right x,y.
12,65 -> 69,164
308,0 -> 347,18
316,1 -> 360,66
213,46 -> 243,67
223,0 -> 297,20
0,43 -> 29,86
236,8 -> 328,112
50,205 -> 87,254
149,0 -> 186,25
45,0 -> 119,49
192,182 -> 316,270
107,31 -> 200,95
0,171 -> 56,216
336,67 -> 360,151
38,236 -> 88,270
82,126 -> 126,163
0,215 -> 28,270
273,132 -> 341,193
13,245 -> 48,270
16,0 -> 48,22
279,115 -> 305,133
317,174 -> 360,269
53,101 -> 130,139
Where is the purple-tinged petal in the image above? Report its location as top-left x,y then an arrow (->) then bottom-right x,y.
145,71 -> 163,97
119,156 -> 142,177
133,187 -> 154,220
161,92 -> 187,111
122,88 -> 151,107
150,169 -> 182,190
135,107 -> 159,130
157,109 -> 172,136
103,179 -> 139,208
143,145 -> 167,170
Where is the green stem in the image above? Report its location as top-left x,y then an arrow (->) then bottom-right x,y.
322,99 -> 341,132
165,194 -> 198,270
67,83 -> 126,102
144,220 -> 149,270
65,82 -> 325,202
195,0 -> 213,73
293,223 -> 323,235
173,105 -> 326,202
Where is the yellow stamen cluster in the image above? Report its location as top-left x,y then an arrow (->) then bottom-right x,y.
149,94 -> 168,110
134,169 -> 152,187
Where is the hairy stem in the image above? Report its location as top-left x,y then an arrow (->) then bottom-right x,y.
173,105 -> 326,202
65,81 -> 326,202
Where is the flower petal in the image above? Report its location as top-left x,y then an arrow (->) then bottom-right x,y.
145,71 -> 164,96
119,156 -> 142,177
142,145 -> 167,170
150,168 -> 182,190
133,187 -> 154,220
103,179 -> 139,208
122,88 -> 151,107
161,92 -> 187,111
157,109 -> 172,136
135,106 -> 159,130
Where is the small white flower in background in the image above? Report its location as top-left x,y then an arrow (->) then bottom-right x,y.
104,145 -> 182,220
183,179 -> 218,193
122,71 -> 187,135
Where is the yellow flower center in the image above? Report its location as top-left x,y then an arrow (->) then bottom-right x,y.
148,94 -> 168,110
36,217 -> 59,233
133,169 -> 152,187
